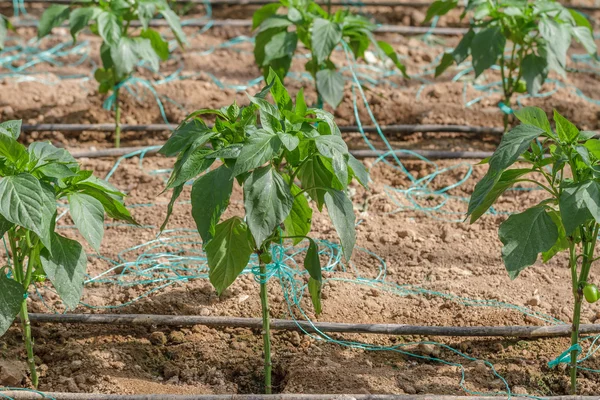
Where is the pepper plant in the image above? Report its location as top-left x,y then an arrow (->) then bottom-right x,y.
0,120 -> 137,387
160,70 -> 368,393
38,0 -> 187,148
467,107 -> 600,394
426,0 -> 597,130
253,0 -> 407,108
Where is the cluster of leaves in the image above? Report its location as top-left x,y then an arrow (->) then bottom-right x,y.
427,0 -> 597,107
0,120 -> 136,338
38,0 -> 186,94
160,69 -> 369,309
253,0 -> 407,108
467,107 -> 600,392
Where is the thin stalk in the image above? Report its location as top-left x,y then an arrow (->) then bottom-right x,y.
114,88 -> 122,148
259,260 -> 272,394
19,301 -> 38,388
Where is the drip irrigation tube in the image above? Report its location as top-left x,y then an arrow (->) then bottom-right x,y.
69,146 -> 493,160
9,0 -> 600,11
25,313 -> 600,338
22,123 -> 505,135
2,394 -> 597,400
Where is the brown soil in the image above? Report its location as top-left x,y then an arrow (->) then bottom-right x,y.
1,3 -> 600,397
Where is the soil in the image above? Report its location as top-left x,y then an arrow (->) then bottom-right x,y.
1,1 -> 600,398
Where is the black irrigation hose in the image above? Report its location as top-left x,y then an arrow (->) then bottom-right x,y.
25,313 -> 600,338
22,123 -> 505,135
69,146 -> 492,160
3,394 -> 596,400
9,0 -> 600,12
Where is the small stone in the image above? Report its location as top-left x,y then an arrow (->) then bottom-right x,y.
200,307 -> 211,316
399,382 -> 416,395
417,343 -> 440,357
0,360 -> 25,386
527,295 -> 541,307
149,331 -> 167,346
2,106 -> 14,118
168,331 -> 185,344
397,229 -> 416,240
290,331 -> 302,346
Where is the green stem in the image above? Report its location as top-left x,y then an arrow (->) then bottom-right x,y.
259,260 -> 272,394
20,300 -> 38,388
114,88 -> 122,148
570,290 -> 582,395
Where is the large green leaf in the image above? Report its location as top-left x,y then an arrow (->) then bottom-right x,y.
68,193 -> 105,252
166,147 -> 215,190
521,54 -> 548,96
542,210 -> 569,263
0,273 -> 24,336
159,119 -> 211,157
38,4 -> 70,38
284,183 -> 313,245
141,28 -> 169,61
191,165 -> 234,244
324,189 -> 355,261
111,37 -> 138,77
539,19 -> 570,76
0,133 -> 27,165
0,174 -> 55,250
232,130 -> 282,176
312,18 -> 342,64
244,166 -> 294,247
467,168 -> 531,223
316,69 -> 344,108
452,29 -> 475,64
559,180 -> 600,234
40,232 -> 88,309
513,107 -> 552,135
498,206 -> 558,279
69,7 -> 99,41
97,11 -> 121,46
425,0 -> 458,22
252,3 -> 281,29
489,124 -> 546,170
298,156 -> 342,210
78,186 -> 136,225
554,110 -> 579,143
377,41 -> 408,78
470,26 -> 505,77
264,31 -> 298,65
0,120 -> 22,140
160,8 -> 187,46
131,37 -> 160,72
348,154 -> 369,188
266,69 -> 293,112
205,217 -> 254,294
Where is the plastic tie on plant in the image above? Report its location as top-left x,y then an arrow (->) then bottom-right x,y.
497,101 -> 513,115
548,343 -> 582,368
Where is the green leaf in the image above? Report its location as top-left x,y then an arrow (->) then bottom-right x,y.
467,168 -> 531,223
166,147 -> 215,190
263,31 -> 298,65
499,206 -> 558,279
258,16 -> 292,32
68,193 -> 105,252
521,54 -> 548,95
514,107 -> 552,135
0,120 -> 21,139
452,29 -> 475,64
324,189 -> 355,261
191,165 -> 234,244
312,18 -> 342,64
314,135 -> 348,158
278,133 -> 300,151
559,180 -> 600,234
141,28 -> 169,61
111,37 -> 139,77
489,124 -> 546,170
435,52 -> 455,77
585,139 -> 600,159
266,69 -> 293,112
0,16 -> 8,50
244,166 -> 294,246
304,238 -> 322,282
311,108 -> 341,136
316,69 -> 344,108
377,40 -> 408,78
425,0 -> 458,22
38,4 -> 70,38
252,3 -> 281,29
160,184 -> 183,232
69,7 -> 98,41
0,214 -> 13,237
40,233 -> 87,309
0,133 -> 27,165
0,273 -> 25,336
470,26 -> 505,77
569,9 -> 593,31
298,156 -> 342,210
295,88 -> 307,116
205,217 -> 254,294
0,174 -> 55,250
554,110 -> 579,143
284,184 -> 313,245
542,210 -> 569,263
97,11 -> 121,46
160,8 -> 187,46
159,119 -> 211,157
232,130 -> 282,176
78,186 -> 137,225
572,26 -> 597,56
539,19 -> 570,76
348,154 -> 369,188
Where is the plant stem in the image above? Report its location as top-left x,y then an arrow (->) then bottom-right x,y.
20,300 -> 38,388
259,260 -> 272,394
114,88 -> 122,148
